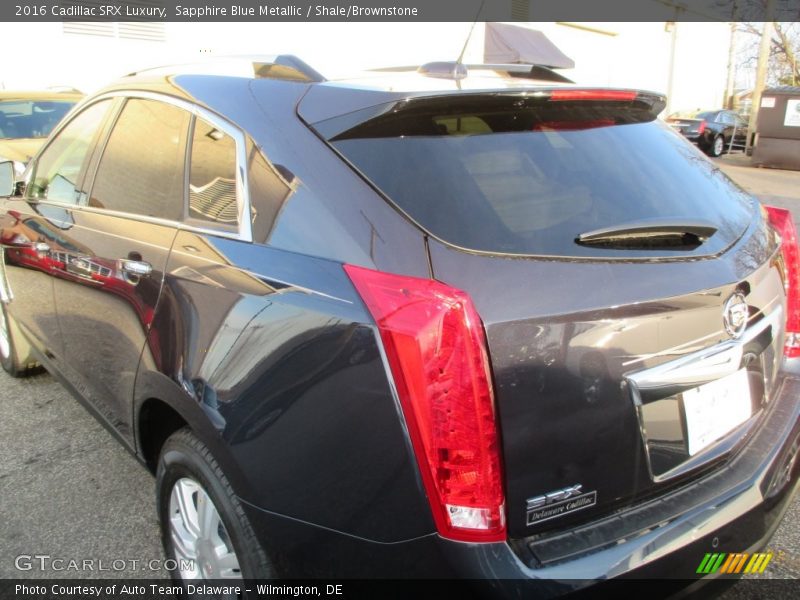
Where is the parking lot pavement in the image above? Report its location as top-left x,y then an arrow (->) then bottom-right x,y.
0,372 -> 166,579
1,367 -> 799,584
713,154 -> 800,221
1,157 -> 799,585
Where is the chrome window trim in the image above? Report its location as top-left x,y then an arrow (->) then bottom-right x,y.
30,90 -> 253,244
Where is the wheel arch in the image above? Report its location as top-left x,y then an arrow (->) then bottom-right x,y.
137,397 -> 187,473
133,369 -> 255,502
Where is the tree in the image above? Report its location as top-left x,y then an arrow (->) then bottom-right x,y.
739,22 -> 800,86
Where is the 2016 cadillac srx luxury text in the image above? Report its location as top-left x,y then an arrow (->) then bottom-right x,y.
0,56 -> 798,595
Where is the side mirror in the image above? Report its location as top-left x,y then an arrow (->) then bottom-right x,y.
0,161 -> 14,197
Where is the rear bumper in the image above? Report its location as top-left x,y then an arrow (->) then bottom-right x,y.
241,372 -> 800,590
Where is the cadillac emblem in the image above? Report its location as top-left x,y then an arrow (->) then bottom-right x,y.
723,293 -> 748,339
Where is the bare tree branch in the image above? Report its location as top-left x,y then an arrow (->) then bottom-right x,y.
737,21 -> 800,86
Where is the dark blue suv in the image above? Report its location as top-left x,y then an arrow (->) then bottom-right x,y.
0,56 -> 798,593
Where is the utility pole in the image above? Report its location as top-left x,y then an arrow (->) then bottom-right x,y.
665,21 -> 678,116
724,22 -> 737,109
746,0 -> 777,154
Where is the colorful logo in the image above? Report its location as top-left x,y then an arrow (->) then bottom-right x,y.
696,551 -> 773,574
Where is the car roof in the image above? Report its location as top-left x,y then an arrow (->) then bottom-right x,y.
123,54 -> 578,93
99,55 -> 663,132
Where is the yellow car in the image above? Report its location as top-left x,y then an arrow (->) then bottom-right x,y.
0,89 -> 83,176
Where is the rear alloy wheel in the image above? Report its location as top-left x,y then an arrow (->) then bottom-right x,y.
0,302 -> 42,377
168,477 -> 242,580
157,428 -> 272,584
709,134 -> 725,157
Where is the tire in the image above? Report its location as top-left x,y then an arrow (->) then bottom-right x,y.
709,134 -> 725,157
0,301 -> 43,377
156,428 -> 273,584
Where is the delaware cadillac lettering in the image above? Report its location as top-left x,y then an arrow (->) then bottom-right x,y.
526,485 -> 597,525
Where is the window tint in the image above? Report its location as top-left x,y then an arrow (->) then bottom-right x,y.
325,95 -> 754,258
30,100 -> 112,204
436,116 -> 492,135
188,118 -> 238,226
90,99 -> 189,221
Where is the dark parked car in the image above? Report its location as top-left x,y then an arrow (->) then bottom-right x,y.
1,56 -> 799,593
0,90 -> 83,177
667,109 -> 749,157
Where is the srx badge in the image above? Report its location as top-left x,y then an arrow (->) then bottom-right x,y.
526,484 -> 597,526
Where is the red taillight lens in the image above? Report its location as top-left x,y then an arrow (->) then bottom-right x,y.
344,264 -> 506,542
698,121 -> 706,133
765,205 -> 800,357
549,89 -> 637,102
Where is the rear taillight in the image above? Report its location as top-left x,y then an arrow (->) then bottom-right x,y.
344,264 -> 505,542
765,206 -> 800,357
698,121 -> 706,133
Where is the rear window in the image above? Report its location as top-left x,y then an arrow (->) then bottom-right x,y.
695,111 -> 719,121
317,94 -> 755,258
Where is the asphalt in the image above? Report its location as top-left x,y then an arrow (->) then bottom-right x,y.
0,152 -> 799,587
0,374 -> 165,579
714,153 -> 800,227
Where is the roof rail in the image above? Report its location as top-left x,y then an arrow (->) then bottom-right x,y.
372,62 -> 573,84
126,55 -> 326,83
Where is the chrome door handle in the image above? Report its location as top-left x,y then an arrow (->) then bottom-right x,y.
6,238 -> 49,253
120,259 -> 152,277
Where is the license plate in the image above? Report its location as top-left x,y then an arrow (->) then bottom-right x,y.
683,369 -> 752,456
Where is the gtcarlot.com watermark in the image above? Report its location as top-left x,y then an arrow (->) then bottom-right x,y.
14,554 -> 193,573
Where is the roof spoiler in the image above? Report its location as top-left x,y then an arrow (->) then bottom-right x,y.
372,62 -> 574,83
126,54 -> 326,83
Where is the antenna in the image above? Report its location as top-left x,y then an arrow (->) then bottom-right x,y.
456,0 -> 486,66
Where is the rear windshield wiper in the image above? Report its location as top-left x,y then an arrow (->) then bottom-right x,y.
576,218 -> 717,249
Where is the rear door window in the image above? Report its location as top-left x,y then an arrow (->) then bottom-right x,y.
89,99 -> 190,221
